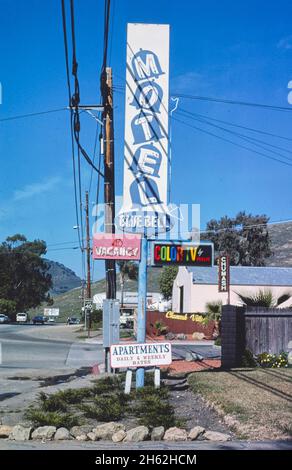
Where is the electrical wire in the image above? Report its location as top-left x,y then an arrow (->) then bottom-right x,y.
177,109 -> 292,163
173,93 -> 292,112
178,108 -> 292,143
173,115 -> 292,168
0,108 -> 67,122
61,0 -> 83,254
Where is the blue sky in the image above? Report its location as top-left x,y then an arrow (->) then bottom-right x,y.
1,0 -> 292,280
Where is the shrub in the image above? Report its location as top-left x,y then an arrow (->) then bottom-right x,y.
205,301 -> 222,321
132,387 -> 176,428
256,352 -> 288,368
91,376 -> 123,394
80,395 -> 125,421
38,392 -> 67,412
214,336 -> 221,346
241,349 -> 257,367
25,409 -> 81,428
153,321 -> 168,336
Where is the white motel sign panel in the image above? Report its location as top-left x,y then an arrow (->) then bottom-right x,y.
118,23 -> 170,234
110,342 -> 172,369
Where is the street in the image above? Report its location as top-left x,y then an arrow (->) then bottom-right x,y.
0,324 -> 104,370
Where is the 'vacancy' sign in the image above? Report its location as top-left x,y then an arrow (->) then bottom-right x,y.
110,342 -> 172,369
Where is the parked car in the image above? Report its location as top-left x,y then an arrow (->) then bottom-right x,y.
120,311 -> 134,329
16,312 -> 28,323
0,314 -> 10,324
67,317 -> 80,325
47,317 -> 56,323
32,315 -> 46,325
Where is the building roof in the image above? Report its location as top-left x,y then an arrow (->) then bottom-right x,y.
187,266 -> 292,286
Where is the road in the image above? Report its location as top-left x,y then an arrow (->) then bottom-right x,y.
0,324 -> 104,370
0,439 -> 291,451
0,324 -> 220,370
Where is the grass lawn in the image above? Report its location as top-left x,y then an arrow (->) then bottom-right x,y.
188,368 -> 292,440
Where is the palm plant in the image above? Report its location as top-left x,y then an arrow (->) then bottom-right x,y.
117,261 -> 138,308
205,301 -> 222,321
236,289 -> 291,308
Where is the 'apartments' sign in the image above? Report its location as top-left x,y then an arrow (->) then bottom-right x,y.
110,342 -> 172,369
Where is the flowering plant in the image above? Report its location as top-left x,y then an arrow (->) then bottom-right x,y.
256,351 -> 288,368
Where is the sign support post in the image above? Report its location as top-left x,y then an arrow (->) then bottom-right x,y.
136,237 -> 148,389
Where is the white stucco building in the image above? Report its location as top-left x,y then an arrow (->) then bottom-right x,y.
172,266 -> 292,313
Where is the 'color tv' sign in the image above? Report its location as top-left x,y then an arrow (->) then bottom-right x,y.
152,243 -> 213,267
92,234 -> 141,261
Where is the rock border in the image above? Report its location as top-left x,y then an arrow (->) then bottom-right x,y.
0,423 -> 231,443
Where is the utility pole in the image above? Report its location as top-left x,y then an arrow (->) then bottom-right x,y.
85,190 -> 92,337
103,67 -> 116,300
102,66 -> 116,371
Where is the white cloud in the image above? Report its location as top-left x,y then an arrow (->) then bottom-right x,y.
13,176 -> 61,201
277,36 -> 292,50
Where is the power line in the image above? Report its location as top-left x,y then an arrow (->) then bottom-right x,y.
174,93 -> 292,112
0,107 -> 67,122
61,0 -> 83,254
177,109 -> 292,163
178,108 -> 292,143
173,115 -> 292,168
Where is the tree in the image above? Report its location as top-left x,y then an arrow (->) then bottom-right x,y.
236,289 -> 291,307
159,265 -> 178,300
201,211 -> 272,266
0,234 -> 53,318
205,301 -> 222,320
117,261 -> 138,308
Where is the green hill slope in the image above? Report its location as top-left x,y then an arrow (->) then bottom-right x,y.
31,267 -> 162,321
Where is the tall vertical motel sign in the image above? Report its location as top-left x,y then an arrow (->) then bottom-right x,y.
218,254 -> 230,305
118,23 -> 170,234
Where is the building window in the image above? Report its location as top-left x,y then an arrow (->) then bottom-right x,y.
179,286 -> 184,313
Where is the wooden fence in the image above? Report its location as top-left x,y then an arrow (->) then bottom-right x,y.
221,305 -> 292,368
245,307 -> 292,355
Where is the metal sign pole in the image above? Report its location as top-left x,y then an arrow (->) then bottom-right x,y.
136,237 -> 148,388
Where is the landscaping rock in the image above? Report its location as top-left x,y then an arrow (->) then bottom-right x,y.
87,432 -> 98,441
204,431 -> 231,442
192,332 -> 205,340
165,332 -> 176,341
151,426 -> 165,441
9,425 -> 33,441
54,428 -> 71,440
124,426 -> 149,442
176,334 -> 187,340
287,340 -> 292,350
70,425 -> 93,438
32,426 -> 56,440
93,422 -> 125,440
288,351 -> 292,366
76,434 -> 88,441
0,425 -> 13,438
163,427 -> 188,441
112,430 -> 126,443
188,426 -> 205,440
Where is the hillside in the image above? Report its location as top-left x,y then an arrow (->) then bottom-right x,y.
34,267 -> 162,320
45,259 -> 82,295
267,222 -> 292,267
